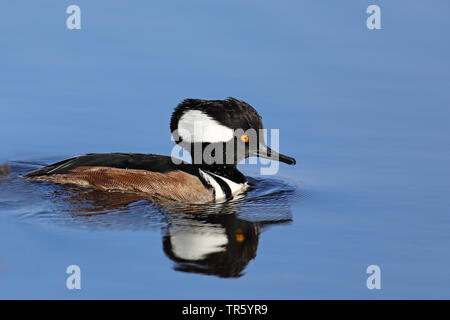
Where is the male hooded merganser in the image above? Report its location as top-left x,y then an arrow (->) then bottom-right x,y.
25,98 -> 296,203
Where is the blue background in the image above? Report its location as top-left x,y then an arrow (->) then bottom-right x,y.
0,1 -> 449,299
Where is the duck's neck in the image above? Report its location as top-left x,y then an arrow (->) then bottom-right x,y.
194,163 -> 248,201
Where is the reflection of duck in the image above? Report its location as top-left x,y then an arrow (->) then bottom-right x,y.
162,212 -> 262,278
158,199 -> 292,278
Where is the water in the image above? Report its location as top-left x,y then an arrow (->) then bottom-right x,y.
1,1 -> 450,299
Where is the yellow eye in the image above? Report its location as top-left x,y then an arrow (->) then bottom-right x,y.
240,135 -> 249,143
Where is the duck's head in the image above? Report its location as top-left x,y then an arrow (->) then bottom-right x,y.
170,97 -> 296,166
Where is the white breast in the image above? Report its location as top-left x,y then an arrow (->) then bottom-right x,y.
207,171 -> 248,195
199,169 -> 248,202
198,169 -> 226,201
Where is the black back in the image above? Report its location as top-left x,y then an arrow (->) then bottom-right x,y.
24,153 -> 196,177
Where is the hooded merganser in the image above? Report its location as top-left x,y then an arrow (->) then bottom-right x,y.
25,98 -> 296,203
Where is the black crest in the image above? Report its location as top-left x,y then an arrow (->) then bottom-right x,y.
170,97 -> 263,134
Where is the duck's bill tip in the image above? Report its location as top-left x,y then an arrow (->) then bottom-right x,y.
256,146 -> 296,165
278,153 -> 296,165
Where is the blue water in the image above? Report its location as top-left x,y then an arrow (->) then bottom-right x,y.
1,1 -> 449,299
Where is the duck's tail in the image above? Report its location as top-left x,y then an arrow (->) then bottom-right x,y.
0,164 -> 10,182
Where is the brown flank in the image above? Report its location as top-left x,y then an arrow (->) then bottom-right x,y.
28,166 -> 214,204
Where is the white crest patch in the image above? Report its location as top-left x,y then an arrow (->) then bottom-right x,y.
177,110 -> 234,143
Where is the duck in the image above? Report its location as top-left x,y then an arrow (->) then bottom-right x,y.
25,98 -> 296,203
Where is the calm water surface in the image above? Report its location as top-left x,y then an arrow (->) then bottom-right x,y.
1,1 -> 449,299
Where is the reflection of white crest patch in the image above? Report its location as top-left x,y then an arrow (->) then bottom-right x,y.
178,110 -> 234,143
169,225 -> 228,261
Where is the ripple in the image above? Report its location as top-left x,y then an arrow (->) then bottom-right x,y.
0,160 -> 304,278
